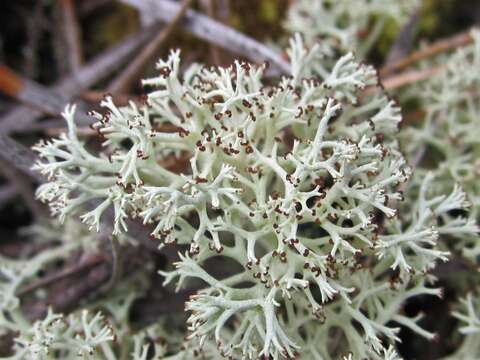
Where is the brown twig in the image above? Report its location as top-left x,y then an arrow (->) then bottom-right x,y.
108,0 -> 192,94
200,0 -> 223,65
59,0 -> 83,73
0,64 -> 23,98
16,254 -> 106,297
0,64 -> 87,118
362,65 -> 445,98
381,65 -> 445,91
25,262 -> 112,321
120,0 -> 290,73
384,8 -> 419,67
21,245 -> 157,322
380,29 -> 474,77
0,23 -> 160,134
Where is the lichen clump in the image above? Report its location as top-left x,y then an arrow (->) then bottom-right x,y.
32,35 -> 466,359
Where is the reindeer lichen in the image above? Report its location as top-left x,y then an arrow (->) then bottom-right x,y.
25,34 -> 470,359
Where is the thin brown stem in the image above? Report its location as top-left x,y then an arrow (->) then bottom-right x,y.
0,23 -> 160,134
25,262 -> 112,321
120,0 -> 290,73
0,64 -> 91,123
363,65 -> 445,98
201,0 -> 223,65
59,0 -> 83,73
384,8 -> 419,67
108,0 -> 193,94
381,65 -> 445,91
16,254 -> 106,297
380,29 -> 474,77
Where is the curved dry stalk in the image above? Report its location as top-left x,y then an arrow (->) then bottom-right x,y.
108,0 -> 193,94
120,0 -> 290,73
380,29 -> 474,76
